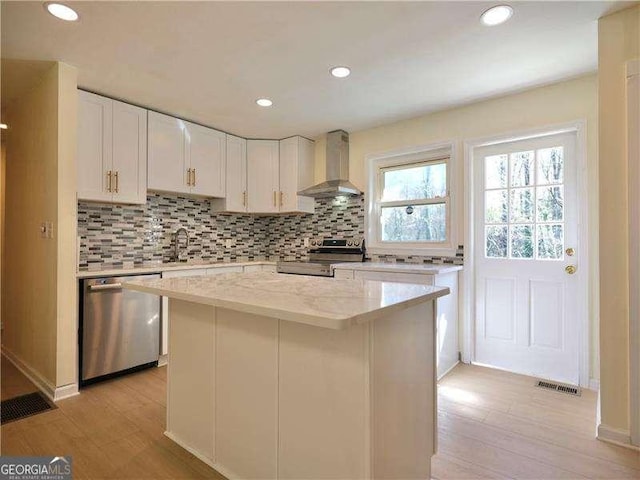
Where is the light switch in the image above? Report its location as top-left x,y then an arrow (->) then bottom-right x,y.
40,221 -> 54,239
304,238 -> 310,247
225,239 -> 233,249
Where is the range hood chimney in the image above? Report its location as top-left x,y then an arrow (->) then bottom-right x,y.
298,130 -> 362,198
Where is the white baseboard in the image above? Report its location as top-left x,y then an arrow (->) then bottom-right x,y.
2,347 -> 79,402
588,378 -> 600,391
597,424 -> 639,451
438,360 -> 460,381
54,383 -> 79,401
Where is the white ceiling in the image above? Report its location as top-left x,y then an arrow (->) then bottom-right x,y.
1,1 -> 632,139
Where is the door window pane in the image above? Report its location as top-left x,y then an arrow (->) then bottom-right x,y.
485,190 -> 508,223
537,224 -> 564,259
537,147 -> 564,185
510,151 -> 534,187
510,188 -> 534,222
511,225 -> 534,258
486,225 -> 508,258
485,155 -> 508,189
382,162 -> 446,202
537,186 -> 564,222
381,204 -> 446,242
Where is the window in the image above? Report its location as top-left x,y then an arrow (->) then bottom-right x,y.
483,146 -> 565,260
366,143 -> 456,255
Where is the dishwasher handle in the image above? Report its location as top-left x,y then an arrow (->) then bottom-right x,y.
87,283 -> 123,292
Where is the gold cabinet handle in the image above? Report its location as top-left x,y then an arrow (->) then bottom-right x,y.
193,168 -> 196,186
566,247 -> 575,256
273,191 -> 276,207
565,265 -> 577,275
186,168 -> 192,186
106,170 -> 112,192
114,171 -> 119,193
280,191 -> 284,207
243,191 -> 247,207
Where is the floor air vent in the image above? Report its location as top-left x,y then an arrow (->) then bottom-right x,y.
535,380 -> 581,396
1,391 -> 55,424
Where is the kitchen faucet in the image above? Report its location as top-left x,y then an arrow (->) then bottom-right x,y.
172,227 -> 190,262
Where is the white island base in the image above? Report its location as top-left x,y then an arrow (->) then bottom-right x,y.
166,299 -> 437,480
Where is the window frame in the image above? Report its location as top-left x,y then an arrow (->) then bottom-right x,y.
365,141 -> 458,256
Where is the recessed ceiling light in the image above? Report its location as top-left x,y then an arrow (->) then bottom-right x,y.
0,124 -> 7,130
480,5 -> 513,26
256,98 -> 273,107
45,2 -> 79,22
330,66 -> 351,78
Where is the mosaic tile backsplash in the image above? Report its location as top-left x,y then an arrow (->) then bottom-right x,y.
78,193 -> 463,268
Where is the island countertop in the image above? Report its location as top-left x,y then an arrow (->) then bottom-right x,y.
123,272 -> 449,330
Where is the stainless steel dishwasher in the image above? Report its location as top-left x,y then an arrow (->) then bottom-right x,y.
80,273 -> 161,386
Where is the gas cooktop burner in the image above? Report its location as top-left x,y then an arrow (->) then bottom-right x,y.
276,237 -> 365,277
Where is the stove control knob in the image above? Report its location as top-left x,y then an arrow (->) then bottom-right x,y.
347,240 -> 353,246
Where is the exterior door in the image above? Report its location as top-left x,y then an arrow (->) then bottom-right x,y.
474,132 -> 580,385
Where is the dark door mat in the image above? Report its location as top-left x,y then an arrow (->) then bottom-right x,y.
1,391 -> 56,425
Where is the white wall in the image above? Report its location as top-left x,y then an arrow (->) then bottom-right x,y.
314,74 -> 599,381
2,61 -> 78,393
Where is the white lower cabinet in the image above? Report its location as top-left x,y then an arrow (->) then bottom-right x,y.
334,267 -> 460,379
160,265 -> 270,358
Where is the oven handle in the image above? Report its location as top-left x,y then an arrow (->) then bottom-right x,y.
88,283 -> 123,292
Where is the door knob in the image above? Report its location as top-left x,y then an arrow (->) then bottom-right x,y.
565,265 -> 577,275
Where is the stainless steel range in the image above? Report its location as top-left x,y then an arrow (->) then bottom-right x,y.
276,237 -> 365,277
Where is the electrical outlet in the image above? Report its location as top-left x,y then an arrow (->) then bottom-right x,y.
304,238 -> 310,247
225,239 -> 233,249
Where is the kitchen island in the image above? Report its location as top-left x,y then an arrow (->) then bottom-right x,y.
124,272 -> 449,480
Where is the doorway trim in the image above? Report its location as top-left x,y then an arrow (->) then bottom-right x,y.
462,120 -> 591,388
626,59 -> 640,447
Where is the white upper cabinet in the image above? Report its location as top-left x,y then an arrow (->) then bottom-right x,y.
111,101 -> 148,204
279,136 -> 315,214
185,121 -> 226,197
148,111 -> 188,194
247,140 -> 280,214
77,90 -> 147,204
218,137 -> 314,214
148,111 -> 226,197
212,134 -> 247,213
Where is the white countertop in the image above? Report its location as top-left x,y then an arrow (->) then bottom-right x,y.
332,262 -> 463,275
123,272 -> 449,330
76,260 -> 276,278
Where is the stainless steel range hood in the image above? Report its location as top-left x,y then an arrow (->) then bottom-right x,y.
298,130 -> 362,198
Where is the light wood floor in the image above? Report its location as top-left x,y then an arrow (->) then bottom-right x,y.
1,357 -> 638,479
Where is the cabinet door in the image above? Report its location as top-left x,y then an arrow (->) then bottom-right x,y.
247,140 -> 279,213
148,111 -> 188,193
279,136 -> 315,213
77,90 -> 113,202
225,135 -> 247,212
186,122 -> 226,197
111,101 -> 147,204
